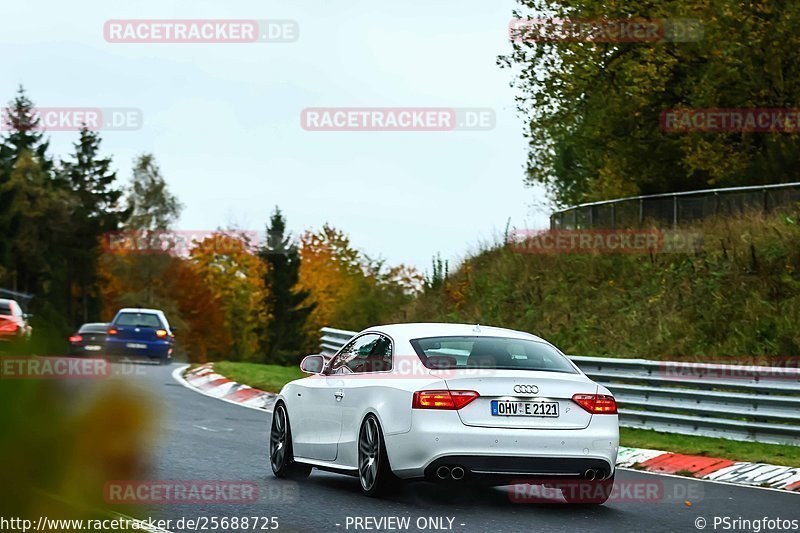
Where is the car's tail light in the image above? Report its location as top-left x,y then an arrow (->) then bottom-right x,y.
156,329 -> 168,338
412,390 -> 479,410
107,328 -> 118,335
68,334 -> 83,343
572,393 -> 617,414
0,321 -> 18,332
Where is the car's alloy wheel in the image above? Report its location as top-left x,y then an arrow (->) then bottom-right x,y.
270,405 -> 289,471
269,404 -> 310,479
358,416 -> 381,492
357,415 -> 398,496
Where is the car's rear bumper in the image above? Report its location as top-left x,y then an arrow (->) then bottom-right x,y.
68,344 -> 106,356
384,409 -> 618,480
423,455 -> 613,483
105,338 -> 172,358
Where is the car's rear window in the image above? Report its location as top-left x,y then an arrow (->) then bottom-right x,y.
0,303 -> 10,316
114,313 -> 163,328
79,323 -> 109,333
410,336 -> 577,374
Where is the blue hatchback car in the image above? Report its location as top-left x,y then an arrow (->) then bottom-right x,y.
105,308 -> 175,364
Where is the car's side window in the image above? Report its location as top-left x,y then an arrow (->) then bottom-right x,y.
331,334 -> 392,374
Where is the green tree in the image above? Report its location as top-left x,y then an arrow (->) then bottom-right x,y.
501,0 -> 800,206
258,207 -> 315,364
0,85 -> 53,176
0,87 -> 75,352
60,127 -> 128,324
101,154 -> 183,310
0,86 -> 56,285
125,154 -> 182,231
425,253 -> 449,291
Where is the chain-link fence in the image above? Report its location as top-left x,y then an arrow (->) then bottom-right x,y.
550,182 -> 800,229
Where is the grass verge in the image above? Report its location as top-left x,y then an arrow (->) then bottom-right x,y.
212,361 -> 304,393
621,427 -> 800,468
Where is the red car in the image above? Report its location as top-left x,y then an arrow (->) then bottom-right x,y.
0,298 -> 32,345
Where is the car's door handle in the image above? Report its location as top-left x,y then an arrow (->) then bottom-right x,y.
334,390 -> 344,400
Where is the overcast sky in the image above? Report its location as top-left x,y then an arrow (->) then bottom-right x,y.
0,0 -> 551,272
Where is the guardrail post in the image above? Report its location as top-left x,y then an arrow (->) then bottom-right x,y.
673,194 -> 678,228
638,198 -> 644,228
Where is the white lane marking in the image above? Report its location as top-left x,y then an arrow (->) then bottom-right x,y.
618,467 -> 800,495
192,424 -> 234,433
171,364 -> 273,414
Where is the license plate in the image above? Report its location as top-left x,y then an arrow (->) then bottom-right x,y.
84,345 -> 101,351
126,343 -> 147,349
491,400 -> 559,417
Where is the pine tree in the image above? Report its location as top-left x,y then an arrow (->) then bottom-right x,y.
0,85 -> 53,176
258,207 -> 315,364
60,127 -> 128,323
125,153 -> 182,231
0,86 -> 59,296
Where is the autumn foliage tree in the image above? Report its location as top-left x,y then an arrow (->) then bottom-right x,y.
189,233 -> 268,361
298,224 -> 422,353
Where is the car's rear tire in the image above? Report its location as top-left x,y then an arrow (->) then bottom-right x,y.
562,474 -> 615,504
269,403 -> 311,479
358,414 -> 399,497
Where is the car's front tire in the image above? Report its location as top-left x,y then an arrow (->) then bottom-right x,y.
269,403 -> 311,479
358,414 -> 398,497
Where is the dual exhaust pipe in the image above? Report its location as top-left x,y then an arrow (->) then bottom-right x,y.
436,465 -> 465,481
436,465 -> 604,481
584,468 -> 607,481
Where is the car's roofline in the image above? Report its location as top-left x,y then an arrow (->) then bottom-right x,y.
360,322 -> 545,343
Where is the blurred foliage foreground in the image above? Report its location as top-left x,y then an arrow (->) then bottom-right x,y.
0,368 -> 155,531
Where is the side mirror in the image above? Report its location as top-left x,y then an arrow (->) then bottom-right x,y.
300,354 -> 328,374
171,326 -> 178,333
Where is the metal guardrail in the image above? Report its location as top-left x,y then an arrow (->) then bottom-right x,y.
319,327 -> 800,446
550,182 -> 800,230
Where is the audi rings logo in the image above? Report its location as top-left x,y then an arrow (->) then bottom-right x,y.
513,385 -> 539,394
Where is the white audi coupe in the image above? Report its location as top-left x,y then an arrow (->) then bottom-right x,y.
269,323 -> 619,502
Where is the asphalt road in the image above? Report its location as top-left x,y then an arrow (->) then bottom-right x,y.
117,363 -> 799,533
